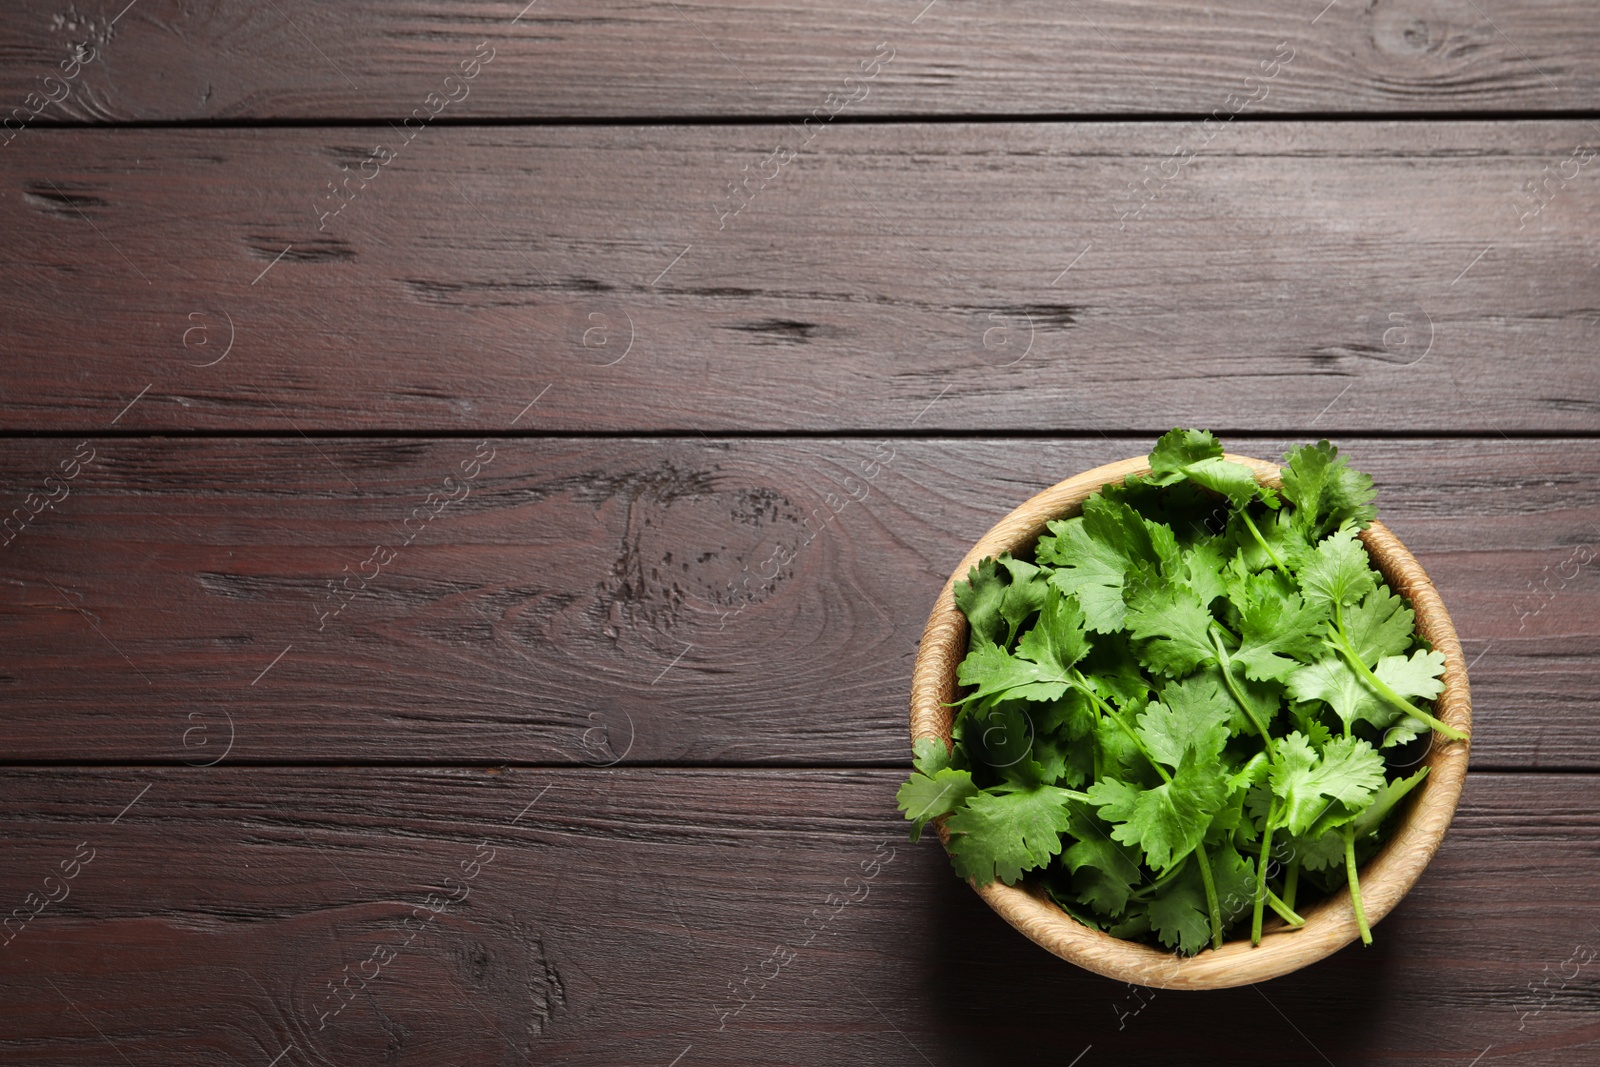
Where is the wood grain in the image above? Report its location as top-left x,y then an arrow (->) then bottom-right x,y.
2,1 -> 1598,121
0,767 -> 1594,1065
1,0 -> 1593,1059
1,123 -> 1598,432
0,436 -> 1591,767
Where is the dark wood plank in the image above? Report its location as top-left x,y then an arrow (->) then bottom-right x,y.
0,768 -> 1594,1065
1,123 -> 1597,432
0,436 -> 1592,767
1,1 -> 1597,120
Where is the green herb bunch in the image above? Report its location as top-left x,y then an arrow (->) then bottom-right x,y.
898,430 -> 1465,954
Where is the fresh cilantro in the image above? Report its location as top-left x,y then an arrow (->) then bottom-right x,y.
1090,752 -> 1228,873
952,586 -> 1092,705
945,785 -> 1087,885
1015,587 -> 1094,684
1374,648 -> 1448,703
1063,806 -> 1145,916
911,736 -> 953,776
1281,440 -> 1377,539
1298,524 -> 1378,608
1287,657 -> 1387,733
1137,690 -> 1230,770
897,767 -> 980,842
1340,586 -> 1417,665
1146,860 -> 1212,954
898,432 -> 1461,954
1146,428 -> 1276,510
1268,733 -> 1386,836
1123,566 -> 1218,677
1184,537 -> 1231,607
953,557 -> 1009,646
955,553 -> 1049,647
1038,495 -> 1178,633
1349,767 -> 1430,837
1226,570 -> 1329,683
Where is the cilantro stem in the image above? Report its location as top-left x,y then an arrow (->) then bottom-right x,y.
1194,844 -> 1225,951
1330,604 -> 1467,741
1207,628 -> 1277,762
1343,824 -> 1372,946
1238,507 -> 1287,574
1129,859 -> 1187,902
1265,887 -> 1305,928
1283,859 -> 1300,911
1251,801 -> 1277,946
1072,673 -> 1171,785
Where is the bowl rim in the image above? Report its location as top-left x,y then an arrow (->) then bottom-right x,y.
908,453 -> 1473,990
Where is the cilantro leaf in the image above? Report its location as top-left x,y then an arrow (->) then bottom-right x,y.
955,553 -> 1050,649
1226,570 -> 1329,683
1109,910 -> 1152,941
968,702 -> 1037,770
1068,849 -> 1143,918
1079,633 -> 1152,707
996,555 -> 1050,638
1039,495 -> 1179,633
1015,586 -> 1093,679
1146,859 -> 1212,954
1208,841 -> 1259,928
1298,523 -> 1379,608
1089,752 -> 1227,872
1104,473 -> 1233,542
1093,704 -> 1151,783
1281,827 -> 1348,872
1141,843 -> 1252,954
1185,537 -> 1231,607
953,557 -> 1008,647
1228,751 -> 1271,795
1349,767 -> 1430,838
1123,565 -> 1218,677
954,640 -> 1070,705
911,737 -> 952,777
1036,687 -> 1097,740
1029,729 -> 1093,787
1286,656 -> 1387,733
1209,781 -> 1254,843
1228,507 -> 1316,574
1379,716 -> 1428,749
897,767 -> 981,842
1281,440 -> 1377,539
1374,648 -> 1447,703
954,590 -> 1091,706
1257,507 -> 1320,571
1138,686 -> 1230,770
1147,428 -> 1273,509
1341,585 -> 1417,666
1288,646 -> 1444,735
1063,806 -> 1145,916
946,785 -> 1080,886
1269,733 -> 1386,836
1298,709 -> 1335,752
1205,661 -> 1285,736
1369,650 -> 1447,741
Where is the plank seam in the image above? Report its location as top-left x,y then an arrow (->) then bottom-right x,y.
2,430 -> 1598,441
13,110 -> 1600,129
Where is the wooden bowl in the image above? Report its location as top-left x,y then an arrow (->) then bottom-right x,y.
909,454 -> 1472,989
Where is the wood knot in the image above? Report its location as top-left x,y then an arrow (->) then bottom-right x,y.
1365,0 -> 1465,60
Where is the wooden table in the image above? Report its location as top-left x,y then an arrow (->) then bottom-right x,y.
1,2 -> 1597,1063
